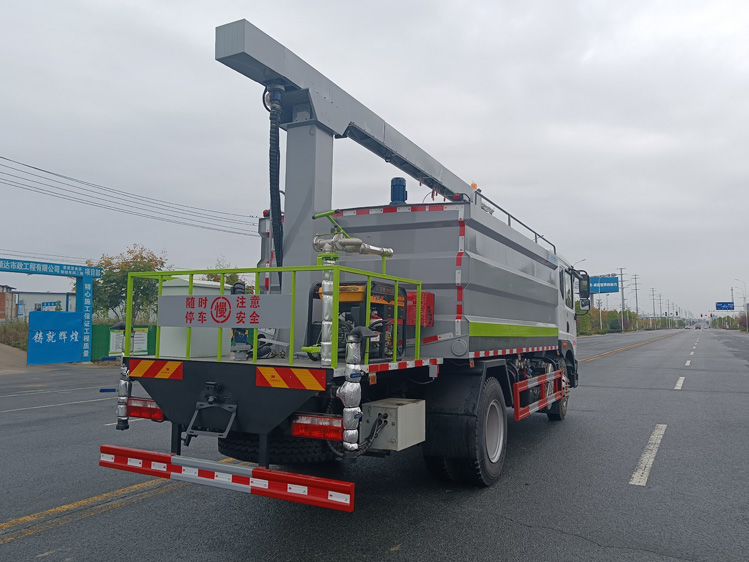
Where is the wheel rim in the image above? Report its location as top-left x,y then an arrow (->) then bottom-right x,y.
485,399 -> 504,463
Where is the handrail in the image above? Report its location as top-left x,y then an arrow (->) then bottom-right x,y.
123,265 -> 422,369
477,192 -> 556,255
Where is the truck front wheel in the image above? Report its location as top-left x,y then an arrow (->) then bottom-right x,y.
547,362 -> 569,421
453,377 -> 507,487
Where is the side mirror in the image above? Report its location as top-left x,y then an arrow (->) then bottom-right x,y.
579,298 -> 591,311
578,271 -> 590,299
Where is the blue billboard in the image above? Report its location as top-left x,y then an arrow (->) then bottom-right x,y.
27,312 -> 84,365
716,302 -> 734,311
0,259 -> 101,278
1,258 -> 100,362
590,276 -> 619,294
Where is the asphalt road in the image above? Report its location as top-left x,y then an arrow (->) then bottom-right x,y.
2,329 -> 748,561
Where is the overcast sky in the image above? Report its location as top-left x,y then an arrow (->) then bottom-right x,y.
1,0 -> 748,318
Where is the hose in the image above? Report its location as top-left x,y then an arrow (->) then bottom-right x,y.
267,84 -> 285,289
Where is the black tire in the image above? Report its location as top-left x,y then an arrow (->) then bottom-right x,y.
423,455 -> 455,482
547,363 -> 569,421
218,432 -> 336,464
451,377 -> 507,487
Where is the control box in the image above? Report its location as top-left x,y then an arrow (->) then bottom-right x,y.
359,398 -> 425,451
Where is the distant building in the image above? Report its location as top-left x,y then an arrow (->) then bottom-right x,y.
0,285 -> 16,321
13,291 -> 76,321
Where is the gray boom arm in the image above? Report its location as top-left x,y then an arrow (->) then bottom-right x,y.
216,19 -> 469,199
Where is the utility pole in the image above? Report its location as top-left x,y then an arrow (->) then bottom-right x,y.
651,288 -> 656,329
632,274 -> 640,331
620,268 -> 626,332
659,294 -> 663,330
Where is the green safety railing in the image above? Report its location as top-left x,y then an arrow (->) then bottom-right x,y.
123,265 -> 422,369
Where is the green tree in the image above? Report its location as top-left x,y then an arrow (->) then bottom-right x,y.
575,301 -> 592,335
738,313 -> 748,331
606,311 -> 621,332
202,257 -> 246,288
87,244 -> 168,322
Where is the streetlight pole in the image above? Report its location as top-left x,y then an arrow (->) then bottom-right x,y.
618,267 -> 626,332
733,287 -> 745,317
736,279 -> 747,332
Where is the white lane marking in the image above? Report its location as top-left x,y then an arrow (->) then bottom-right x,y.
0,385 -> 104,399
685,360 -> 691,366
630,424 -> 667,486
674,377 -> 685,390
690,352 -> 694,355
0,397 -> 113,413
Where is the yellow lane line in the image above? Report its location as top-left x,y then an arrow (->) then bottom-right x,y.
579,334 -> 674,363
0,480 -> 160,532
0,457 -> 243,544
0,482 -> 182,545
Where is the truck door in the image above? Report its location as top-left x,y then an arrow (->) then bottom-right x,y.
559,269 -> 576,342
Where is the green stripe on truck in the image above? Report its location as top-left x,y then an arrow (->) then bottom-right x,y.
468,322 -> 559,338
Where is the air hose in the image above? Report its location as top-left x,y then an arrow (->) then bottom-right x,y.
266,84 -> 285,289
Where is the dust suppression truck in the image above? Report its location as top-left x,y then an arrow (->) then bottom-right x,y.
100,19 -> 591,512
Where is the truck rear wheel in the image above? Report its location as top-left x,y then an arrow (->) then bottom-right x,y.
218,432 -> 336,464
423,455 -> 455,482
452,377 -> 507,487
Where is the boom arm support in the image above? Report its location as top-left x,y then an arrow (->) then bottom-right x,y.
216,19 -> 469,200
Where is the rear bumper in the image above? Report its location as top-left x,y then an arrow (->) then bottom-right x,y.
126,358 -> 332,435
100,444 -> 355,512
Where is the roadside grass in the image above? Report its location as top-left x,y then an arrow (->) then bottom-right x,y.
0,319 -> 29,351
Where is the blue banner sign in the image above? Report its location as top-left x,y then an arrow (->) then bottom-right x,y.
590,276 -> 619,294
715,302 -> 734,311
0,258 -> 101,278
27,312 -> 84,365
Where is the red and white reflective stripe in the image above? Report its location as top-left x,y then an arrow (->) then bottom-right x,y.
422,332 -> 453,344
333,204 -> 456,217
469,345 -> 558,358
512,369 -> 563,421
366,358 -> 442,373
455,205 -> 465,336
99,445 -> 354,512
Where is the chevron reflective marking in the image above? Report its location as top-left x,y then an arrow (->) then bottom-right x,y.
99,445 -> 354,512
128,359 -> 183,380
255,367 -> 326,391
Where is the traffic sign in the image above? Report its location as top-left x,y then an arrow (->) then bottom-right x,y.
590,276 -> 619,294
715,302 -> 734,311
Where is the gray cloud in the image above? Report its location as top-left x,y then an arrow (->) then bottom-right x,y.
1,0 -> 747,315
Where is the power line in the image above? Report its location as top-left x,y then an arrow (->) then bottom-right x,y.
0,179 -> 259,237
0,156 -> 261,220
0,164 -> 258,228
0,171 -> 257,232
0,155 -> 263,237
0,248 -> 90,264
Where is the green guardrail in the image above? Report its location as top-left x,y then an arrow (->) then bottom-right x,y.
124,265 -> 422,369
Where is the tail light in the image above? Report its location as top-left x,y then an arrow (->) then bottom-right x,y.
291,414 -> 343,441
127,397 -> 165,421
